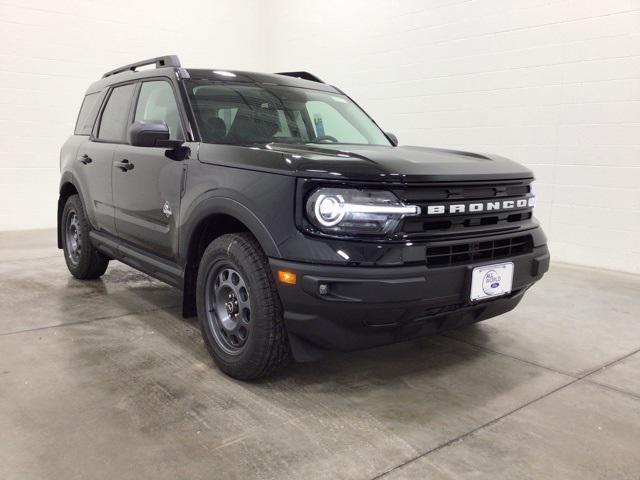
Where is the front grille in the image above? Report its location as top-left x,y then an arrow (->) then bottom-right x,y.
397,183 -> 530,202
392,179 -> 535,239
426,235 -> 533,268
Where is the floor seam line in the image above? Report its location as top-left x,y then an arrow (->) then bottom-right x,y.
371,377 -> 581,479
575,345 -> 640,401
373,344 -> 640,479
0,304 -> 182,336
440,333 -> 578,378
580,346 -> 640,378
582,378 -> 640,401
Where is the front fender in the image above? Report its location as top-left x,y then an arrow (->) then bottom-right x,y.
179,194 -> 282,263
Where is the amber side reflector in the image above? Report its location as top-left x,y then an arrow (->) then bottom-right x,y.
277,270 -> 297,285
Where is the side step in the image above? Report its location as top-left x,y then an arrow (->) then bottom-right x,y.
89,231 -> 184,289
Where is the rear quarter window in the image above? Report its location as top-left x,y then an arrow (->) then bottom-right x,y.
74,92 -> 102,135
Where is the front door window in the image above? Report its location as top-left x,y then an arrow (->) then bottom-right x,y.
134,81 -> 184,140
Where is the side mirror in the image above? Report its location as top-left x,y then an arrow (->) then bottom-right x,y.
129,120 -> 182,149
386,132 -> 398,147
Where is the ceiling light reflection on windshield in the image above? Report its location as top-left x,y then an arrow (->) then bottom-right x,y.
213,70 -> 236,77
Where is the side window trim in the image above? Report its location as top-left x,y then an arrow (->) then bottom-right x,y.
177,78 -> 197,142
91,87 -> 114,142
89,75 -> 192,144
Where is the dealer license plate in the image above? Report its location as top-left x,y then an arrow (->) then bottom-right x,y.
470,262 -> 514,301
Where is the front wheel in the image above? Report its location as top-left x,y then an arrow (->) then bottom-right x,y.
196,233 -> 290,380
61,194 -> 109,279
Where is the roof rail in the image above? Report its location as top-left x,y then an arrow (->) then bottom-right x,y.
102,55 -> 181,78
276,71 -> 324,83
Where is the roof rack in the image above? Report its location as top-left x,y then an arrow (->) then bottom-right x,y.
102,55 -> 181,78
276,71 -> 324,83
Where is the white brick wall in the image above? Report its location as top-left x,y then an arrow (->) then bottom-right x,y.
1,0 -> 638,274
268,0 -> 640,274
0,0 -> 269,231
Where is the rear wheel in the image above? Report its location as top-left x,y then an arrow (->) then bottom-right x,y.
61,194 -> 109,279
196,233 -> 290,380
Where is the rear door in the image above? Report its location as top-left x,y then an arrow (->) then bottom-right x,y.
112,79 -> 186,261
76,84 -> 136,234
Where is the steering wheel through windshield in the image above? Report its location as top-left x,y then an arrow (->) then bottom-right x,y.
313,135 -> 339,143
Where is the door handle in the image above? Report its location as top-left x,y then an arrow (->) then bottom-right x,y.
79,154 -> 92,165
114,159 -> 134,172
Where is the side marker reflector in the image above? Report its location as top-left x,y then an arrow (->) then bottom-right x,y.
277,270 -> 297,285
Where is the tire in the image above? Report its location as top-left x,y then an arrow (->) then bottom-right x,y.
61,194 -> 109,280
196,232 -> 290,380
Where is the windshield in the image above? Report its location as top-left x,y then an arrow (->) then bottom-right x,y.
185,79 -> 391,146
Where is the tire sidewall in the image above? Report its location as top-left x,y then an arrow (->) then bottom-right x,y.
62,196 -> 90,275
196,235 -> 279,376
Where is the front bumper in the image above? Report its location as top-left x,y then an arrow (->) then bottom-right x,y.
270,244 -> 549,358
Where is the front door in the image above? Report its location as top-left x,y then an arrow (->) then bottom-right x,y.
112,79 -> 187,261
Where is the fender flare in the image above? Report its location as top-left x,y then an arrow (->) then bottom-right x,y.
57,172 -> 92,249
179,195 -> 281,263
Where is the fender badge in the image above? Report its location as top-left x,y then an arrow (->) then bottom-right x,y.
162,201 -> 172,218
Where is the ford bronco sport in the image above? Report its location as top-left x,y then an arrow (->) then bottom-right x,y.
59,55 -> 549,379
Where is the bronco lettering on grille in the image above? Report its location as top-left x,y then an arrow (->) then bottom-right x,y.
426,197 -> 535,215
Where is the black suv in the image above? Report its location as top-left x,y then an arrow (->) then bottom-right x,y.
59,55 -> 549,379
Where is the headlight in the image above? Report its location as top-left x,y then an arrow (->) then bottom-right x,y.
529,182 -> 536,207
306,188 -> 420,236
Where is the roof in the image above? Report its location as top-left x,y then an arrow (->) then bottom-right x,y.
186,69 -> 340,93
85,55 -> 340,94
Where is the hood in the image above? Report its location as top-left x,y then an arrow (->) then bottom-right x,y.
197,143 -> 534,183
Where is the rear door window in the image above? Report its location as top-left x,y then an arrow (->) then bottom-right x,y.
97,83 -> 136,142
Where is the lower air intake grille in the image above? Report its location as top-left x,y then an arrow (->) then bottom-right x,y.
426,235 -> 533,268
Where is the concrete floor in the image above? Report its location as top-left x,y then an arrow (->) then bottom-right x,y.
1,229 -> 639,480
